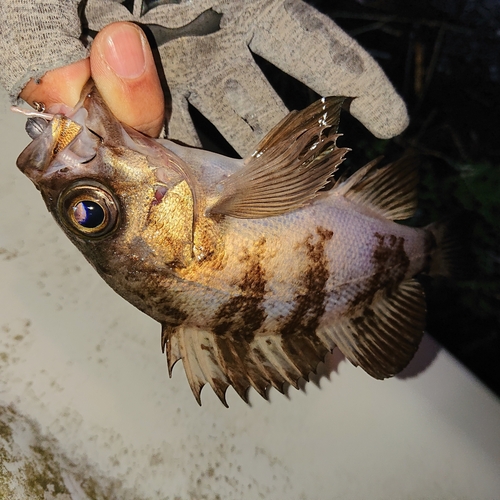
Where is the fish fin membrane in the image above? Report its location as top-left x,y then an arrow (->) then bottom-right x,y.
424,218 -> 465,278
333,155 -> 419,221
207,97 -> 349,218
162,324 -> 181,378
318,279 -> 426,379
162,279 -> 425,404
162,323 -> 330,406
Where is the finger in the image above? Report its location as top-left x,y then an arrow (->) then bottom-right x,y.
90,22 -> 165,137
1,0 -> 88,103
19,59 -> 90,109
249,0 -> 409,138
186,50 -> 289,157
167,90 -> 203,149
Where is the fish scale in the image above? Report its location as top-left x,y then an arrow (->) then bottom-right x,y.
15,80 -> 450,405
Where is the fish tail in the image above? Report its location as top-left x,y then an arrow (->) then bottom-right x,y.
425,218 -> 464,278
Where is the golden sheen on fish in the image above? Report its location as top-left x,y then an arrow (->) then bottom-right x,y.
15,81 -> 449,406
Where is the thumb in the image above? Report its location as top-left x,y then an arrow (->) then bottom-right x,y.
90,22 -> 165,137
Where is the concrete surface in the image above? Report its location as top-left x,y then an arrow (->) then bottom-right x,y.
1,88 -> 499,499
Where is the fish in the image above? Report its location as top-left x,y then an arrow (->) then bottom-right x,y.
14,80 -> 450,406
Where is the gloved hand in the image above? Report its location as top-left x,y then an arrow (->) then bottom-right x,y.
0,0 -> 409,156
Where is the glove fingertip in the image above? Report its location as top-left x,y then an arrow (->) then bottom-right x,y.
350,93 -> 410,139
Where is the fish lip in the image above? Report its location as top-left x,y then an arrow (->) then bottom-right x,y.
16,115 -> 93,182
17,90 -> 104,187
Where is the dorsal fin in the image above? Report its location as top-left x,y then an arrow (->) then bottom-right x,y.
161,322 -> 327,406
160,279 -> 426,405
319,279 -> 426,378
206,97 -> 349,219
333,155 -> 419,220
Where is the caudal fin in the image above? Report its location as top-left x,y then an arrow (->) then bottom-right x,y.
425,219 -> 464,278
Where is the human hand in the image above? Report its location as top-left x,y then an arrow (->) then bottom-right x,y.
18,22 -> 165,138
1,0 -> 409,155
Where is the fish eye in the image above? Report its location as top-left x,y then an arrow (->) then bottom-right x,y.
58,181 -> 119,238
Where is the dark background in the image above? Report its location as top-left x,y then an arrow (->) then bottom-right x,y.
192,0 -> 500,396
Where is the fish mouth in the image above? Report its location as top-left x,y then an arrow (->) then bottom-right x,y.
16,111 -> 100,186
15,84 -> 105,185
15,78 -> 124,177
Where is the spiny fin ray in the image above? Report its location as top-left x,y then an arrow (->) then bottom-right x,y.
161,324 -> 331,405
162,324 -> 181,377
319,279 -> 426,379
333,156 -> 419,221
161,280 -> 425,404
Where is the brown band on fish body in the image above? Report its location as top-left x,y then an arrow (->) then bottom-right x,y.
277,227 -> 333,376
372,232 -> 410,291
208,237 -> 269,398
115,268 -> 189,327
157,303 -> 189,327
350,232 -> 410,310
150,283 -> 191,326
211,236 -> 268,339
145,293 -> 189,327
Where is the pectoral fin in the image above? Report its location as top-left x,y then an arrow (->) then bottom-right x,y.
207,97 -> 349,218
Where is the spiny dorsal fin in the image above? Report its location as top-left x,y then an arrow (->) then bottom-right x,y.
207,97 -> 349,219
162,323 -> 331,406
163,324 -> 231,406
318,279 -> 426,378
161,280 -> 425,406
333,155 -> 419,221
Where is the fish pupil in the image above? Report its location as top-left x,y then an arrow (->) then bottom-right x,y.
73,201 -> 105,228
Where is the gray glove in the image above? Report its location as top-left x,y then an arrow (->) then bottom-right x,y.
0,0 -> 408,156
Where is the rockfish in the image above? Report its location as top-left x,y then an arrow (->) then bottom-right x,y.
15,81 -> 447,406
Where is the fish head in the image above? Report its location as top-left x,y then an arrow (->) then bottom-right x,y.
16,80 -> 198,278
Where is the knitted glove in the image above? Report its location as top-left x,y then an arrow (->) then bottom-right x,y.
0,0 -> 408,155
